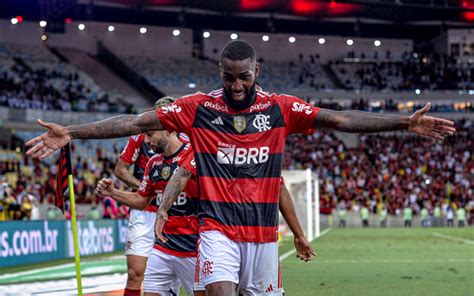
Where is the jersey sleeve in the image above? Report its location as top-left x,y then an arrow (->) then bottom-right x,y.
119,135 -> 141,165
155,95 -> 199,135
178,146 -> 197,177
137,158 -> 155,197
278,95 -> 320,135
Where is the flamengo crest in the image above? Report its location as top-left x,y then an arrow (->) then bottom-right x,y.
252,114 -> 271,132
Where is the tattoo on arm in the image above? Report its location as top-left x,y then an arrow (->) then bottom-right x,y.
160,168 -> 192,212
68,111 -> 164,139
314,109 -> 409,133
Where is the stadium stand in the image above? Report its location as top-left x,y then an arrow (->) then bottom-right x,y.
284,118 -> 473,218
0,41 -> 136,113
0,20 -> 472,225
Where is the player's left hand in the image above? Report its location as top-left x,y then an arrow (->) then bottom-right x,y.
155,210 -> 168,243
294,236 -> 317,262
408,103 -> 456,140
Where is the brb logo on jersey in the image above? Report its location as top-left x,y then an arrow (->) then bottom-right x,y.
217,143 -> 269,165
155,190 -> 187,206
292,102 -> 313,115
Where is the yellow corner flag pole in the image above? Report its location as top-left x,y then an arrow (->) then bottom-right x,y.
65,144 -> 83,295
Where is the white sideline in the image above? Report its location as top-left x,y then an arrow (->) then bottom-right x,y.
279,228 -> 332,262
431,232 -> 474,245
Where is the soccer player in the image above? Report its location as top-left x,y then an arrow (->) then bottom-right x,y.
26,40 -> 456,295
97,132 -> 205,296
154,151 -> 315,293
113,97 -> 175,295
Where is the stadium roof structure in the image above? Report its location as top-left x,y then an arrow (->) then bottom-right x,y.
2,0 -> 474,41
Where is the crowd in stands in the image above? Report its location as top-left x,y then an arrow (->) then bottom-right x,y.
332,52 -> 474,91
0,133 -> 129,221
314,98 -> 473,113
0,42 -> 136,113
284,118 -> 473,224
123,54 -> 334,97
124,50 -> 474,98
0,118 -> 472,224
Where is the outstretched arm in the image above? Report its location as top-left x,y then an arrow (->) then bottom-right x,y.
314,103 -> 455,140
26,110 -> 163,159
155,167 -> 192,243
96,178 -> 153,210
279,183 -> 317,262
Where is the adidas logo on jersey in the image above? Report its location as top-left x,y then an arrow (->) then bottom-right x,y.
211,116 -> 224,125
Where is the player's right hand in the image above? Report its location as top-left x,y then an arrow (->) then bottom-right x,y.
26,119 -> 71,159
96,178 -> 115,197
155,210 -> 168,243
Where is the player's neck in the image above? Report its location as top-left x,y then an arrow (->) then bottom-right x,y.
162,139 -> 183,157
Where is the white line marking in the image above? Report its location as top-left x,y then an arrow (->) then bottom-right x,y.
280,228 -> 332,262
432,232 -> 474,245
0,263 -> 76,280
0,256 -> 125,280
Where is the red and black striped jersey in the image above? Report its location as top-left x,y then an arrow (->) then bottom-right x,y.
138,143 -> 199,257
155,89 -> 320,243
120,133 -> 156,181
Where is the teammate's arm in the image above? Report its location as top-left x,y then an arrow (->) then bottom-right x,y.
314,103 -> 455,140
155,167 -> 192,243
26,111 -> 163,159
96,178 -> 152,210
114,160 -> 141,190
279,183 -> 317,262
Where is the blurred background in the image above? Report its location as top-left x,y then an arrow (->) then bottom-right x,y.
0,1 -> 472,295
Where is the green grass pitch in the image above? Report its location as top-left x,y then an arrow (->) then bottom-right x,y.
279,227 -> 474,296
1,227 -> 472,296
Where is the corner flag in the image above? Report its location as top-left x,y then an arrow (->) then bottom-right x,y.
55,143 -> 83,295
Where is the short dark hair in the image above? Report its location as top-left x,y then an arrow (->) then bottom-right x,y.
220,40 -> 256,63
143,96 -> 176,112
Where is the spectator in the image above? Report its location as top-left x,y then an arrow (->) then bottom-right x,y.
361,205 -> 369,228
103,196 -> 118,219
456,206 -> 466,227
403,206 -> 413,227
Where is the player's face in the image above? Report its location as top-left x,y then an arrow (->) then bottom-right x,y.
145,131 -> 169,154
219,58 -> 259,102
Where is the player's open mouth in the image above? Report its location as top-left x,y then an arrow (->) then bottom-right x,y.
232,92 -> 245,100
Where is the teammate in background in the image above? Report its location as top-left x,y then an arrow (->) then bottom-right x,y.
403,205 -> 413,227
114,97 -> 175,295
420,207 -> 430,227
379,205 -> 388,228
98,132 -> 205,295
456,206 -> 466,227
26,40 -> 456,295
361,204 -> 369,228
